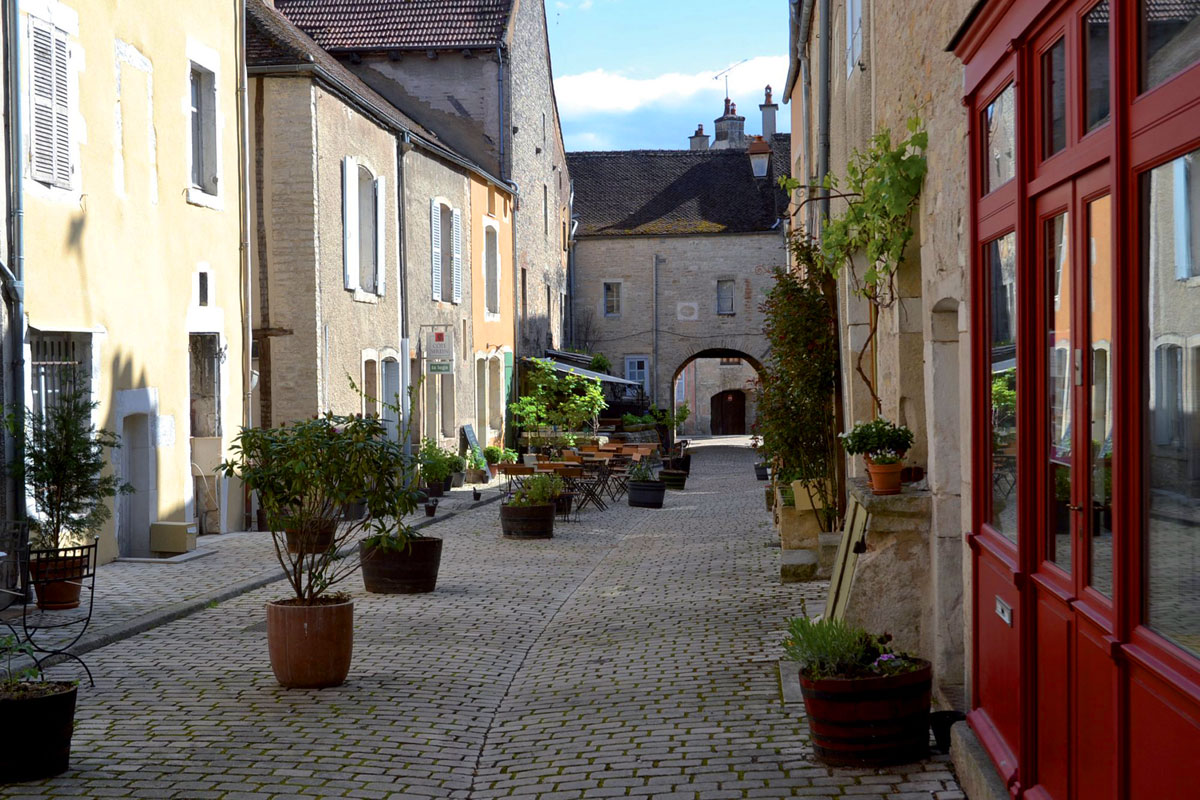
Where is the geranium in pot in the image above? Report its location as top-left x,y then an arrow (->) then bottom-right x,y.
626,460 -> 666,509
783,611 -> 931,766
7,381 -> 132,609
499,474 -> 561,539
219,412 -> 408,688
839,418 -> 914,494
0,634 -> 78,782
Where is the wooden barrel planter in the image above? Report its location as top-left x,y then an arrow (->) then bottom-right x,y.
627,479 -> 667,509
798,660 -> 932,767
425,481 -> 445,498
0,683 -> 77,782
500,503 -> 555,539
660,469 -> 688,490
359,537 -> 443,594
282,519 -> 337,554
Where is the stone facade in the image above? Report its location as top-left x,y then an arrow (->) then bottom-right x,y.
572,231 -> 784,409
674,357 -> 759,436
787,0 -> 976,703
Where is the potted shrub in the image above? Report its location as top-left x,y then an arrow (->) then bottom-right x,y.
626,460 -> 666,509
219,412 -> 409,689
1,635 -> 79,782
448,453 -> 466,488
466,451 -> 490,484
7,382 -> 132,609
418,438 -> 452,497
839,418 -> 914,494
499,474 -> 561,539
783,611 -> 931,766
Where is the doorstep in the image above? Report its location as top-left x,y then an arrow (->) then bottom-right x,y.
950,721 -> 1010,800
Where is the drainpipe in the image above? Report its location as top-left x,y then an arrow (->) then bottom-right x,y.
4,0 -> 26,528
506,180 -> 519,449
236,0 -> 254,529
397,132 -> 412,455
817,0 -> 831,226
496,47 -> 507,182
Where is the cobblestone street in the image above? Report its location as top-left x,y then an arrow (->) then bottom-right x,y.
2,440 -> 963,800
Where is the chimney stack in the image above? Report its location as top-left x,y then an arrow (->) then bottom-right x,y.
689,123 -> 710,151
712,98 -> 746,150
760,85 -> 778,140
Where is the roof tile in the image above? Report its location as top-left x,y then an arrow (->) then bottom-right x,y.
273,0 -> 515,51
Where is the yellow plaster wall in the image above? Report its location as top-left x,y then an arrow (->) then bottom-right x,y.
469,175 -> 514,446
21,0 -> 246,561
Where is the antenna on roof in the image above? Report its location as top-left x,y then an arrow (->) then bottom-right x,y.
713,59 -> 750,101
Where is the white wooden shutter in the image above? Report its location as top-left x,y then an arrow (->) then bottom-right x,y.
452,208 -> 463,304
431,199 -> 442,301
30,20 -> 56,184
375,176 -> 387,296
343,156 -> 359,291
52,31 -> 70,187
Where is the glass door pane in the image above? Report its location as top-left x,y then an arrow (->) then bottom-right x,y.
1088,195 -> 1114,596
1047,212 -> 1073,572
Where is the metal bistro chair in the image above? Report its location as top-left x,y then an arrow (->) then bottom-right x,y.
11,533 -> 99,686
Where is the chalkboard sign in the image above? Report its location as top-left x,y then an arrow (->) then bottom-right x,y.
461,425 -> 489,476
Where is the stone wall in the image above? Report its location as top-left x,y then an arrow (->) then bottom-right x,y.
572,232 -> 786,408
675,358 -> 759,436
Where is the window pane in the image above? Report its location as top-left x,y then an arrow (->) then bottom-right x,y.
717,280 -> 735,314
1142,0 -> 1200,91
983,84 -> 1016,194
1043,39 -> 1067,158
358,168 -> 376,293
1046,212 -> 1072,571
485,229 -> 499,315
989,233 -> 1019,541
1088,196 -> 1113,596
604,282 -> 620,315
1144,149 -> 1200,658
1085,2 -> 1111,132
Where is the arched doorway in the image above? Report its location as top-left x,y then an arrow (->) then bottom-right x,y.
709,390 -> 746,435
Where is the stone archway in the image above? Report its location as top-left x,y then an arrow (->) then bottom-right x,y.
669,347 -> 765,437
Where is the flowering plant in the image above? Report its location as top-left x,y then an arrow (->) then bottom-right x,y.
782,601 -> 923,679
870,449 -> 902,465
838,418 -> 914,458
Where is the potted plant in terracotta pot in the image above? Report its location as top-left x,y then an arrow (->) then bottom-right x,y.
839,418 -> 914,495
626,460 -> 666,509
499,474 -> 561,539
7,381 -> 132,609
0,635 -> 79,782
864,449 -> 903,495
466,451 -> 490,484
418,438 -> 452,497
219,412 -> 407,689
783,609 -> 931,766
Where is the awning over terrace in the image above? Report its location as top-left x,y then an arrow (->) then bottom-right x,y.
526,357 -> 641,386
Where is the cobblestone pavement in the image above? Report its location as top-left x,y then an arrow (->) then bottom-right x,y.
2,441 -> 963,800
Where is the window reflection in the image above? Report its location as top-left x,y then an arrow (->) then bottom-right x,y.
1043,39 -> 1067,158
1047,212 -> 1073,571
1088,196 -> 1113,596
1144,148 -> 1200,658
984,85 -> 1016,193
1085,2 -> 1111,132
1142,0 -> 1200,91
989,233 -> 1018,541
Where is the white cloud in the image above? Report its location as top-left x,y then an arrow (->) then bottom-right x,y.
565,130 -> 613,150
555,55 -> 787,118
555,1 -> 570,8
578,0 -> 593,8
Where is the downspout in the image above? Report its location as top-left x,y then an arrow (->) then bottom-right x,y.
817,0 -> 831,226
397,132 -> 412,455
496,47 -> 507,182
4,0 -> 26,527
236,0 -> 254,528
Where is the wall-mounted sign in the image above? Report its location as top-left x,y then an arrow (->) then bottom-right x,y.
426,329 -> 454,360
427,361 -> 453,374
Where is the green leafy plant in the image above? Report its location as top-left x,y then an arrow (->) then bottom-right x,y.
589,353 -> 612,373
448,454 -> 466,473
505,473 -> 563,507
782,602 -> 922,679
626,461 -> 657,482
839,418 -> 914,457
218,406 -> 420,602
514,358 -> 608,435
417,439 -> 455,484
468,451 -> 488,471
6,379 -> 134,550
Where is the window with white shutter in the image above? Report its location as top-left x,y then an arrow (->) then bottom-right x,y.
452,208 -> 463,304
189,65 -> 217,194
358,164 -> 376,294
431,200 -> 443,301
30,19 -> 71,189
342,156 -> 360,291
374,176 -> 387,296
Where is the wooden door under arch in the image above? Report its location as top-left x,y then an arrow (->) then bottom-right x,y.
710,390 -> 745,435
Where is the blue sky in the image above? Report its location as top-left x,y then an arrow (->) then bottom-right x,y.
547,0 -> 791,152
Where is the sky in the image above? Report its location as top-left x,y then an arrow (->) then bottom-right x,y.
547,0 -> 791,152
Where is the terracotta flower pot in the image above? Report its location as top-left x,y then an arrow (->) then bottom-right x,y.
866,461 -> 903,495
799,659 -> 932,766
0,683 -> 77,782
30,553 -> 89,610
265,598 -> 354,688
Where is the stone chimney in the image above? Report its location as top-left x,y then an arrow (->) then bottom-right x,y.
712,98 -> 746,150
689,123 -> 710,151
759,85 -> 778,140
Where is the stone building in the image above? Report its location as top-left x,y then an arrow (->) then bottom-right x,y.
789,0 -> 1200,797
272,0 -> 572,359
568,96 -> 788,431
246,0 -> 514,454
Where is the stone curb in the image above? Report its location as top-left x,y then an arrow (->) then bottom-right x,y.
6,491 -> 507,677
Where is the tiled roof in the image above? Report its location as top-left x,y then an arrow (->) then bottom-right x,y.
246,0 -> 438,141
567,136 -> 791,237
272,0 -> 515,51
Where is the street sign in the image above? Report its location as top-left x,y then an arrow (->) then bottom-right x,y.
428,361 -> 452,374
426,329 -> 454,360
